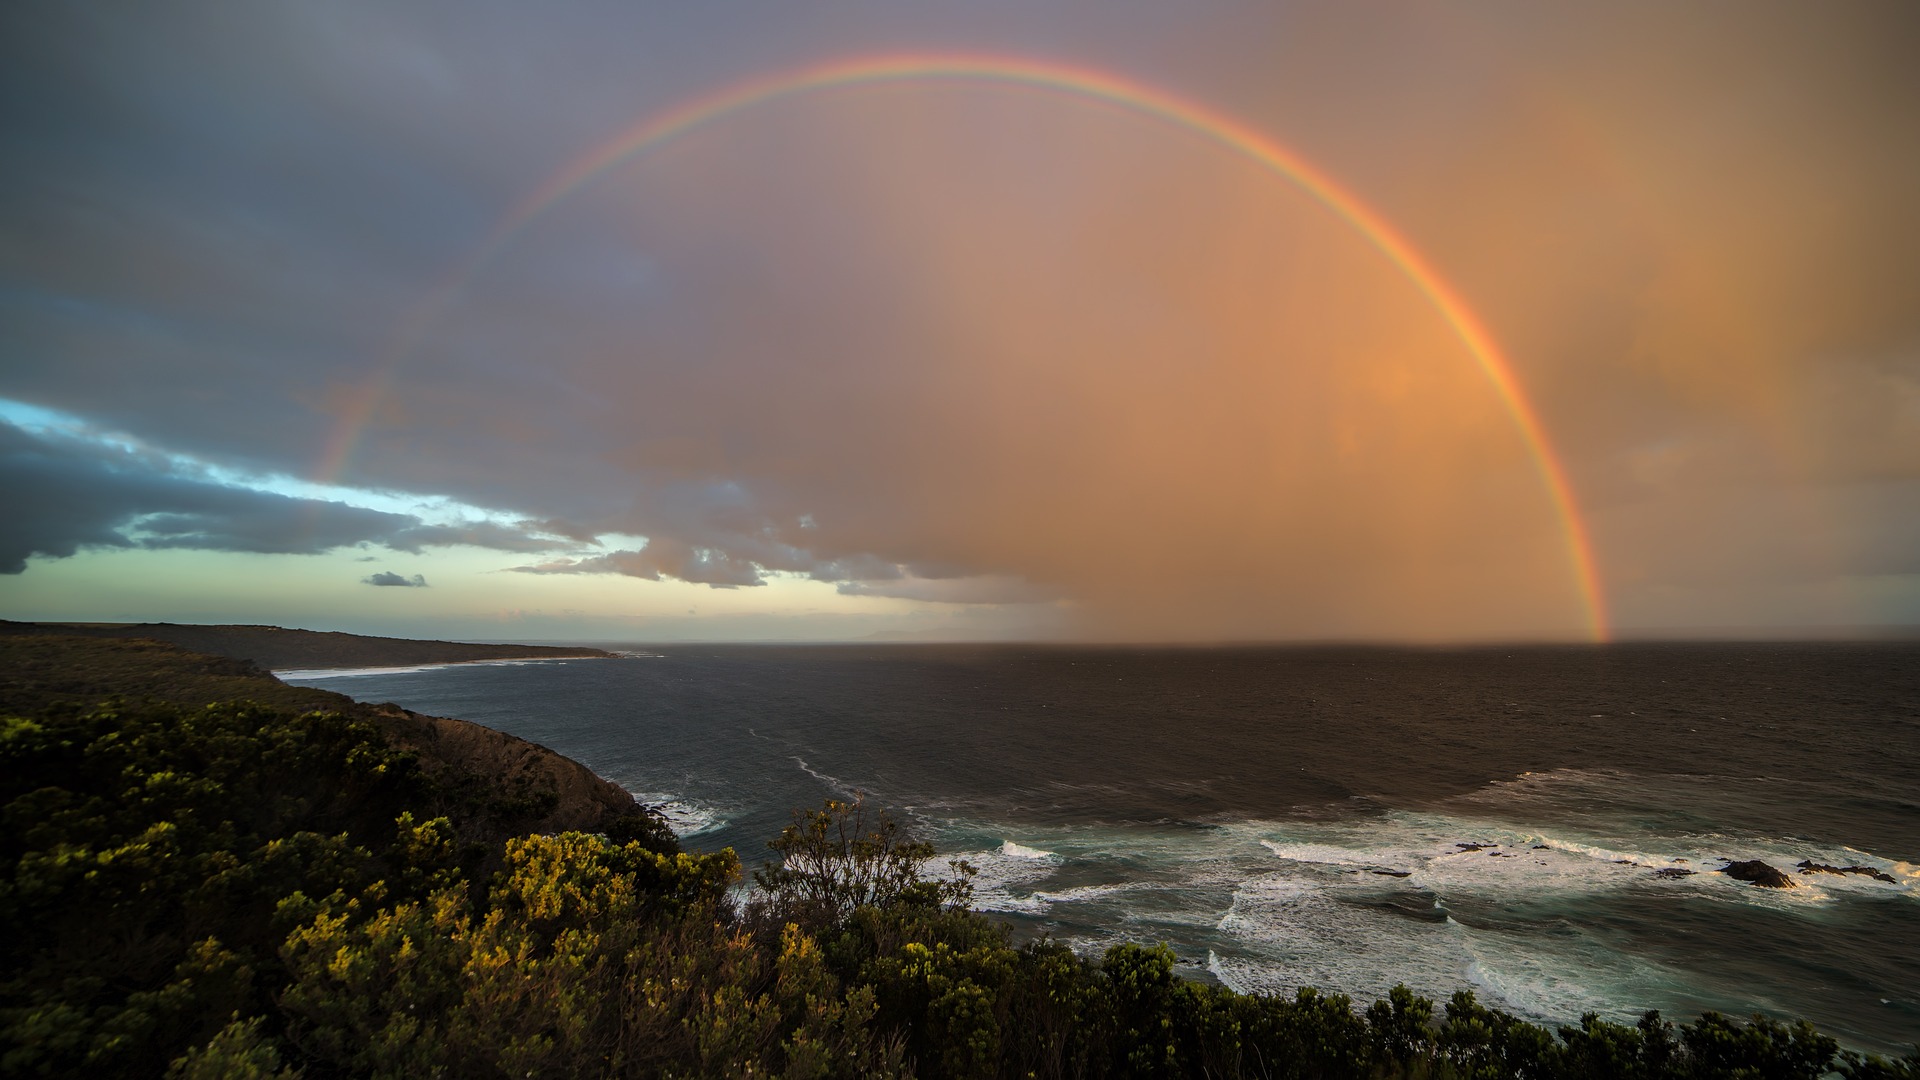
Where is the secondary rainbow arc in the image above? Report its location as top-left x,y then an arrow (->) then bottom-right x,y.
332,52 -> 1610,642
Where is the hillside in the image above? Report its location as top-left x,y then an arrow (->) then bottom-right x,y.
0,633 -> 680,1075
0,633 -> 658,842
0,619 -> 615,671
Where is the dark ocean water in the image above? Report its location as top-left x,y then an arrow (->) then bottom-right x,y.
283,642 -> 1920,1055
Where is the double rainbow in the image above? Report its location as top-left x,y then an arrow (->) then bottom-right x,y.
328,53 -> 1609,641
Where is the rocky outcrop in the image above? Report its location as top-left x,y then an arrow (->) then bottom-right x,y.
1651,867 -> 1695,880
371,703 -> 660,840
1718,859 -> 1796,887
1713,858 -> 1897,888
1796,860 -> 1897,884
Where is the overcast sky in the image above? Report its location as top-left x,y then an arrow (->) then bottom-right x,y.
3,2 -> 1917,643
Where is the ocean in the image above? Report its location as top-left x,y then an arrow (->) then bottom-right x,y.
282,642 -> 1920,1056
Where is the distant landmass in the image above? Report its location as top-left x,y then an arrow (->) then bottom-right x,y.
0,620 -> 615,671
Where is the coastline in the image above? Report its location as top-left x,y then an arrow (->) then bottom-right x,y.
275,653 -> 622,681
0,619 -> 617,671
5,630 -> 1914,1071
0,631 -> 657,840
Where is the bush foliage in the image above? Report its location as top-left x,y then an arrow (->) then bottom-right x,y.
4,696 -> 1915,1078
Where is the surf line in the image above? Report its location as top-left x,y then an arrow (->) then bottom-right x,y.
334,52 -> 1609,642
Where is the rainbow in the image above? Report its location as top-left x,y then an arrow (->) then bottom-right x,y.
337,52 -> 1609,641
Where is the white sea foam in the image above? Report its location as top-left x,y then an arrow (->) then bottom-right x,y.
938,824 -> 1246,917
1242,808 -> 1920,910
1206,853 -> 1711,1026
277,656 -> 602,680
1207,949 -> 1231,984
1034,881 -> 1151,905
1463,937 -> 1696,1026
278,663 -> 453,679
1257,840 -> 1383,869
791,757 -> 860,799
631,792 -> 727,837
1211,870 -> 1477,1005
943,845 -> 1064,913
937,801 -> 1917,1028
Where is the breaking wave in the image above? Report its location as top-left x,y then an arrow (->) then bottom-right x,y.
930,796 -> 1911,1032
631,792 -> 728,838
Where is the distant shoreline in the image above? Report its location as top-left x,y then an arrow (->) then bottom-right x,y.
275,654 -> 622,680
0,620 -> 617,671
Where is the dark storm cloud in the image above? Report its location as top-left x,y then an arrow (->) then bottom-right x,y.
0,421 -> 564,572
364,571 -> 428,587
0,0 -> 975,485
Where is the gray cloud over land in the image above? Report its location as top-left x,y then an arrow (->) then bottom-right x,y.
509,544 -> 1057,606
364,571 -> 428,587
0,421 -> 567,572
509,543 -> 767,589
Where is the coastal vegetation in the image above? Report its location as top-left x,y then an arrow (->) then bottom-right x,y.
2,634 -> 1914,1078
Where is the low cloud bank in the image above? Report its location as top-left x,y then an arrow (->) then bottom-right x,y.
0,421 -> 571,573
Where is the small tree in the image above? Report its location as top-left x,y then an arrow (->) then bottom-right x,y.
752,796 -> 973,931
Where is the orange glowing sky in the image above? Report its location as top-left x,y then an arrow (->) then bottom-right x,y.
2,3 -> 1916,642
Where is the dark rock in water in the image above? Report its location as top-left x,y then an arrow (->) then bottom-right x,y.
1614,859 -> 1637,865
1372,868 -> 1412,878
1652,867 -> 1696,879
1456,842 -> 1491,852
1532,845 -> 1550,850
1719,860 -> 1796,887
1796,860 -> 1897,884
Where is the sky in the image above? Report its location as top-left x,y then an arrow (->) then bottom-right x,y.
3,2 -> 1918,644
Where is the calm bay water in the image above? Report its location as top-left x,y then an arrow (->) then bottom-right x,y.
284,642 -> 1920,1055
